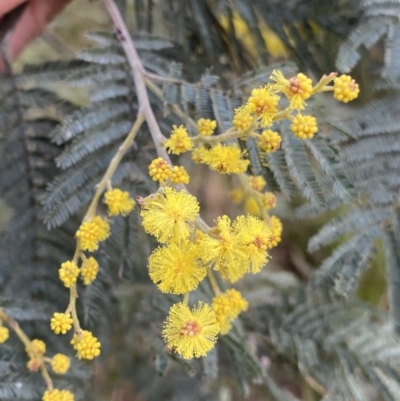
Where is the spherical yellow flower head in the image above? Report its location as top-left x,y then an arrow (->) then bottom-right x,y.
42,389 -> 74,401
197,118 -> 217,136
104,188 -> 135,216
233,215 -> 271,274
140,188 -> 199,243
164,125 -> 194,155
80,256 -> 99,285
0,326 -> 9,343
212,289 -> 248,335
290,114 -> 317,140
249,175 -> 266,192
204,143 -> 249,175
197,216 -> 246,283
229,187 -> 245,205
258,130 -> 281,153
50,312 -> 73,335
267,215 -> 283,248
30,339 -> 46,355
27,358 -> 42,372
170,166 -> 190,184
51,354 -> 71,374
149,240 -> 207,294
269,70 -> 312,110
71,330 -> 101,360
232,107 -> 253,131
191,146 -> 209,164
162,302 -> 220,360
149,157 -> 171,183
76,216 -> 110,252
334,74 -> 359,103
262,192 -> 277,210
59,261 -> 80,288
245,86 -> 279,126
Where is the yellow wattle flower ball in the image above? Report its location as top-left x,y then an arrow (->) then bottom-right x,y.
59,261 -> 80,288
164,125 -> 193,155
148,240 -> 207,294
262,192 -> 277,210
104,188 -> 135,216
27,339 -> 46,356
197,215 -> 246,283
148,157 -> 171,183
80,256 -> 99,285
191,146 -> 209,164
197,118 -> 217,136
249,175 -> 266,192
245,86 -> 279,126
212,289 -> 248,335
71,330 -> 101,360
76,216 -> 110,252
232,107 -> 253,131
204,143 -> 249,174
290,114 -> 318,140
258,130 -> 281,153
233,215 -> 271,274
140,187 -> 200,243
268,215 -> 283,248
334,74 -> 359,103
162,302 -> 220,360
42,389 -> 74,401
0,326 -> 9,343
51,353 -> 71,374
50,312 -> 73,335
269,70 -> 313,110
170,165 -> 190,184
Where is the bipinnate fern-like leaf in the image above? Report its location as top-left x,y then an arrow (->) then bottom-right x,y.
247,286 -> 400,401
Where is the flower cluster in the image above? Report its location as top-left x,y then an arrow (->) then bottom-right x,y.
71,330 -> 101,360
43,389 -> 74,401
212,289 -> 248,334
104,188 -> 135,216
76,216 -> 110,252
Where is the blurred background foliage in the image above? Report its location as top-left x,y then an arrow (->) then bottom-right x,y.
2,0 -> 400,400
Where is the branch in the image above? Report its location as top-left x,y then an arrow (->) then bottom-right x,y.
103,0 -> 170,160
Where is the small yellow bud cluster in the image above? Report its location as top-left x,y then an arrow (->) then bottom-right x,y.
258,130 -> 281,153
0,325 -> 9,343
232,107 -> 253,131
80,256 -> 99,285
262,192 -> 277,210
59,261 -> 80,288
71,330 -> 101,360
76,216 -> 110,252
334,74 -> 359,103
164,125 -> 194,155
50,312 -> 73,335
30,339 -> 46,355
249,175 -> 266,192
197,118 -> 217,136
42,389 -> 74,401
104,188 -> 135,216
212,289 -> 248,335
170,166 -> 190,184
268,215 -> 283,248
290,114 -> 318,140
51,353 -> 71,374
149,157 -> 171,182
191,146 -> 209,164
